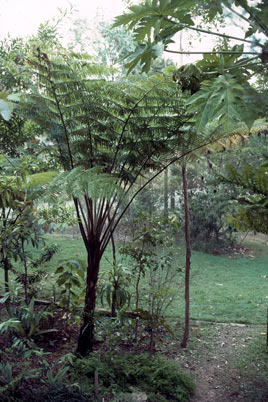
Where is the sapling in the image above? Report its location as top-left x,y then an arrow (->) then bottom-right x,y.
120,212 -> 182,351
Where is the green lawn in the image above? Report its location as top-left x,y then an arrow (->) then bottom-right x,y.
4,234 -> 268,325
175,250 -> 268,324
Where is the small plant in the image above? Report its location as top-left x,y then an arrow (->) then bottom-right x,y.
98,308 -> 134,351
99,262 -> 132,317
55,259 -> 86,317
0,360 -> 39,399
40,358 -> 69,387
0,298 -> 57,341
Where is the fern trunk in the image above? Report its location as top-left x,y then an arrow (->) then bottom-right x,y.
76,243 -> 101,356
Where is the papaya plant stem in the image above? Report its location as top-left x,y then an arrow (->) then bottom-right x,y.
135,238 -> 145,341
181,159 -> 191,348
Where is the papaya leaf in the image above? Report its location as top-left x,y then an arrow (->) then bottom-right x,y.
186,73 -> 261,133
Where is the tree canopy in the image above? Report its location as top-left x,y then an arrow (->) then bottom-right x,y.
114,0 -> 268,132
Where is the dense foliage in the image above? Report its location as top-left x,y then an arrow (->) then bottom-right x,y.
70,352 -> 195,402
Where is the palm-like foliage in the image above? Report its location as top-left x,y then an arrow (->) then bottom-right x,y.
22,50 -> 197,355
24,51 -> 189,243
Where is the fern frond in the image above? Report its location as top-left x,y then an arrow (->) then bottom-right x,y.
45,167 -> 124,203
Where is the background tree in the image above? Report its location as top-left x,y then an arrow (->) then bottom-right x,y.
220,154 -> 268,235
0,38 -> 32,156
0,156 -> 56,308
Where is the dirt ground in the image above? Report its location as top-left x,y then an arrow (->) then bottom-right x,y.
175,323 -> 267,402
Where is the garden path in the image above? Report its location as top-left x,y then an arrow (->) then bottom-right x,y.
185,323 -> 266,402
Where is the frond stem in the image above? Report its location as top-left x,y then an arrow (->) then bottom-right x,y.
110,85 -> 155,173
165,50 -> 259,55
73,197 -> 88,249
178,22 -> 254,44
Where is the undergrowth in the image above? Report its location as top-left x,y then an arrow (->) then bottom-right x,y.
70,352 -> 195,402
0,386 -> 94,402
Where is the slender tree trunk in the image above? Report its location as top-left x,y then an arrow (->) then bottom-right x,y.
22,240 -> 29,305
109,213 -> 117,266
4,258 -> 9,293
110,231 -> 117,317
181,160 -> 191,348
134,263 -> 143,341
170,191 -> 175,210
76,243 -> 101,356
164,167 -> 169,218
3,257 -> 11,314
149,189 -> 153,217
111,234 -> 116,266
1,211 -> 11,313
111,280 -> 117,317
170,165 -> 178,210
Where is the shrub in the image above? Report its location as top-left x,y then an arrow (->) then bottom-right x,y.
120,212 -> 181,350
188,185 -> 234,252
70,353 -> 195,402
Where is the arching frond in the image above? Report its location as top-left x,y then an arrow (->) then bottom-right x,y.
45,167 -> 124,202
23,53 -> 187,180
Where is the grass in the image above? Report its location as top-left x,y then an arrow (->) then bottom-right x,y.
174,250 -> 268,324
3,232 -> 268,325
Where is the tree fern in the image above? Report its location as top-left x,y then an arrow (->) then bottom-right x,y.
21,49 -> 215,355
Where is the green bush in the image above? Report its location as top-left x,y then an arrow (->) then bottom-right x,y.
70,353 -> 195,402
188,185 -> 234,252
